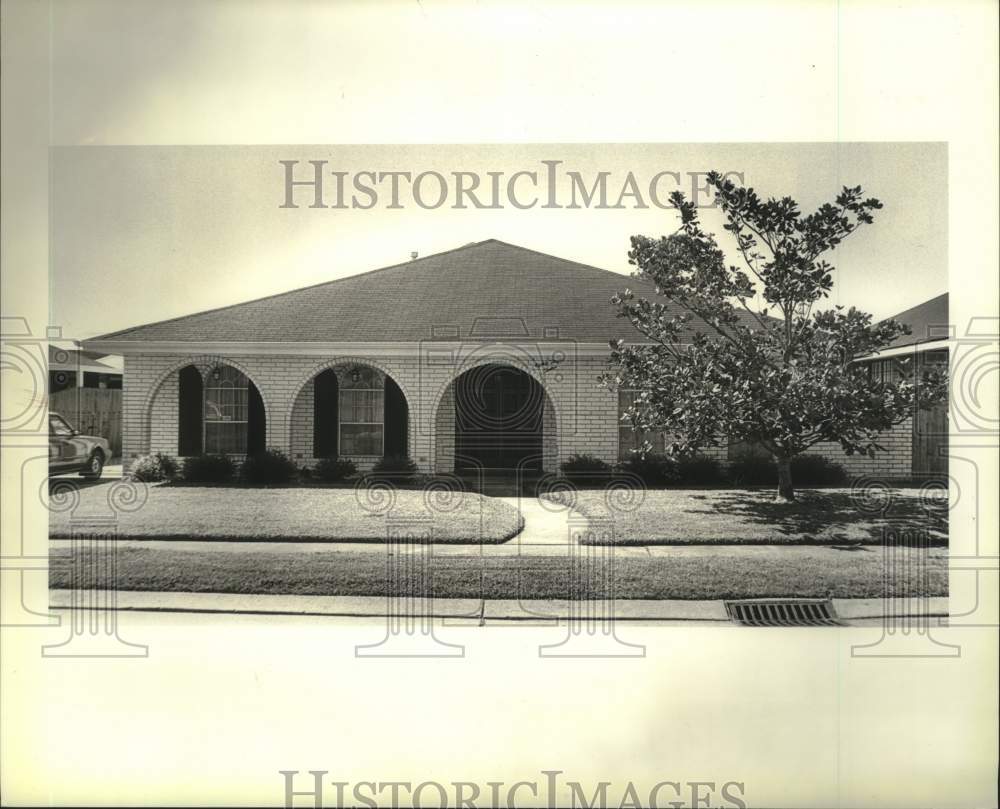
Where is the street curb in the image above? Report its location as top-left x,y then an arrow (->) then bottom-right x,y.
49,590 -> 949,624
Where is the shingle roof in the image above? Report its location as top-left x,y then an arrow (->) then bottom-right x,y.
90,239 -> 746,344
882,292 -> 949,348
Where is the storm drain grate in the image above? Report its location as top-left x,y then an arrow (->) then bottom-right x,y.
724,599 -> 842,627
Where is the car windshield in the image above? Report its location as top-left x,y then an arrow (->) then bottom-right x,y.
49,415 -> 74,436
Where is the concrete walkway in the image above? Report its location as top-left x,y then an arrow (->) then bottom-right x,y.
499,496 -> 578,545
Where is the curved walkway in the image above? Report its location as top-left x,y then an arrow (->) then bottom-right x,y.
498,496 -> 582,545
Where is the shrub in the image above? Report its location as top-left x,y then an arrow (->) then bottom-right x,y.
673,455 -> 725,485
312,456 -> 358,483
727,452 -> 847,486
181,454 -> 236,484
792,454 -> 847,486
620,452 -> 679,487
560,453 -> 612,484
240,448 -> 298,485
727,451 -> 778,486
371,454 -> 418,483
128,452 -> 178,482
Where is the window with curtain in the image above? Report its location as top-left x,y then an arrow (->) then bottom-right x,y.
617,389 -> 664,460
339,366 -> 384,456
203,365 -> 249,454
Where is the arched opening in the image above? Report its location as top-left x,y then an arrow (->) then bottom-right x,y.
312,369 -> 339,457
453,363 -> 545,473
384,376 -> 409,456
176,363 -> 266,456
178,365 -> 203,456
305,364 -> 410,461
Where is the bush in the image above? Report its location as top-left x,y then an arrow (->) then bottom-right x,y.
560,453 -> 612,483
792,454 -> 847,485
727,451 -> 778,486
128,452 -> 178,482
312,456 -> 358,483
620,452 -> 679,487
727,452 -> 847,486
371,454 -> 418,483
240,448 -> 298,485
673,455 -> 725,485
181,454 -> 236,484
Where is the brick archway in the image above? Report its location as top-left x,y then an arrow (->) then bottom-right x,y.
142,355 -> 272,457
431,353 -> 560,474
287,357 -> 414,465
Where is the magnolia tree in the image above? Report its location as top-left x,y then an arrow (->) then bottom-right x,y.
607,171 -> 947,502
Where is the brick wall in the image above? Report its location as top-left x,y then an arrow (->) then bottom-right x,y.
433,381 -> 456,473
809,418 -> 914,479
122,347 -> 919,479
121,346 -> 621,474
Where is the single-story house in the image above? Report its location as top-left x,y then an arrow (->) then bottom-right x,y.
810,292 -> 949,479
82,240 -> 947,479
49,344 -> 123,392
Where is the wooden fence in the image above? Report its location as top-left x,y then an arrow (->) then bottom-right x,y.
49,388 -> 122,458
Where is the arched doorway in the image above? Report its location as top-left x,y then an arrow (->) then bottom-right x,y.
453,364 -> 545,473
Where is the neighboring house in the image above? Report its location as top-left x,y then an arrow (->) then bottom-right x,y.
49,345 -> 123,393
82,240 -> 947,480
808,293 -> 949,480
48,344 -> 125,458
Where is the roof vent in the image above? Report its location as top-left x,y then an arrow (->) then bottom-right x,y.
410,251 -> 418,261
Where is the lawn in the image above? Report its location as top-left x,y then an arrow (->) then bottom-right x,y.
49,485 -> 523,543
543,487 -> 948,545
49,544 -> 947,599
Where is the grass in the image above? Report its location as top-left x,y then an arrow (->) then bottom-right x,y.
543,487 -> 948,545
49,484 -> 523,543
49,544 -> 947,600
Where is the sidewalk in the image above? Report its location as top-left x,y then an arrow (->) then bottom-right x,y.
48,589 -> 949,626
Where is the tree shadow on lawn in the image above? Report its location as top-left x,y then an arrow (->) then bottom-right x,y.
688,489 -> 948,545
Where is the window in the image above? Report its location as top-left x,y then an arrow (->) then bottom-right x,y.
203,365 -> 249,454
617,389 -> 664,460
339,367 -> 384,456
49,414 -> 74,436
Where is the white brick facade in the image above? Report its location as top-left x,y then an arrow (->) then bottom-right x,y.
808,418 -> 915,479
121,343 -> 920,479
122,344 -> 621,474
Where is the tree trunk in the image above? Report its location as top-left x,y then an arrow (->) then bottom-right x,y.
775,456 -> 795,502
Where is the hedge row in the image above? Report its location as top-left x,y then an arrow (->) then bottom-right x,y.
560,451 -> 847,487
127,450 -> 420,485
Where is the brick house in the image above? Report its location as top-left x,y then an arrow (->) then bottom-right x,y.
809,293 -> 949,480
83,240 -> 946,480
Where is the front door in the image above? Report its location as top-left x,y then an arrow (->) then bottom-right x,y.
454,365 -> 543,473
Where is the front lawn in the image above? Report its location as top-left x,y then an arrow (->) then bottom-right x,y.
49,544 -> 947,599
544,487 -> 947,545
49,485 -> 523,543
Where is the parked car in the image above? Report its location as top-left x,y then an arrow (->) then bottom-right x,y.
49,412 -> 110,479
